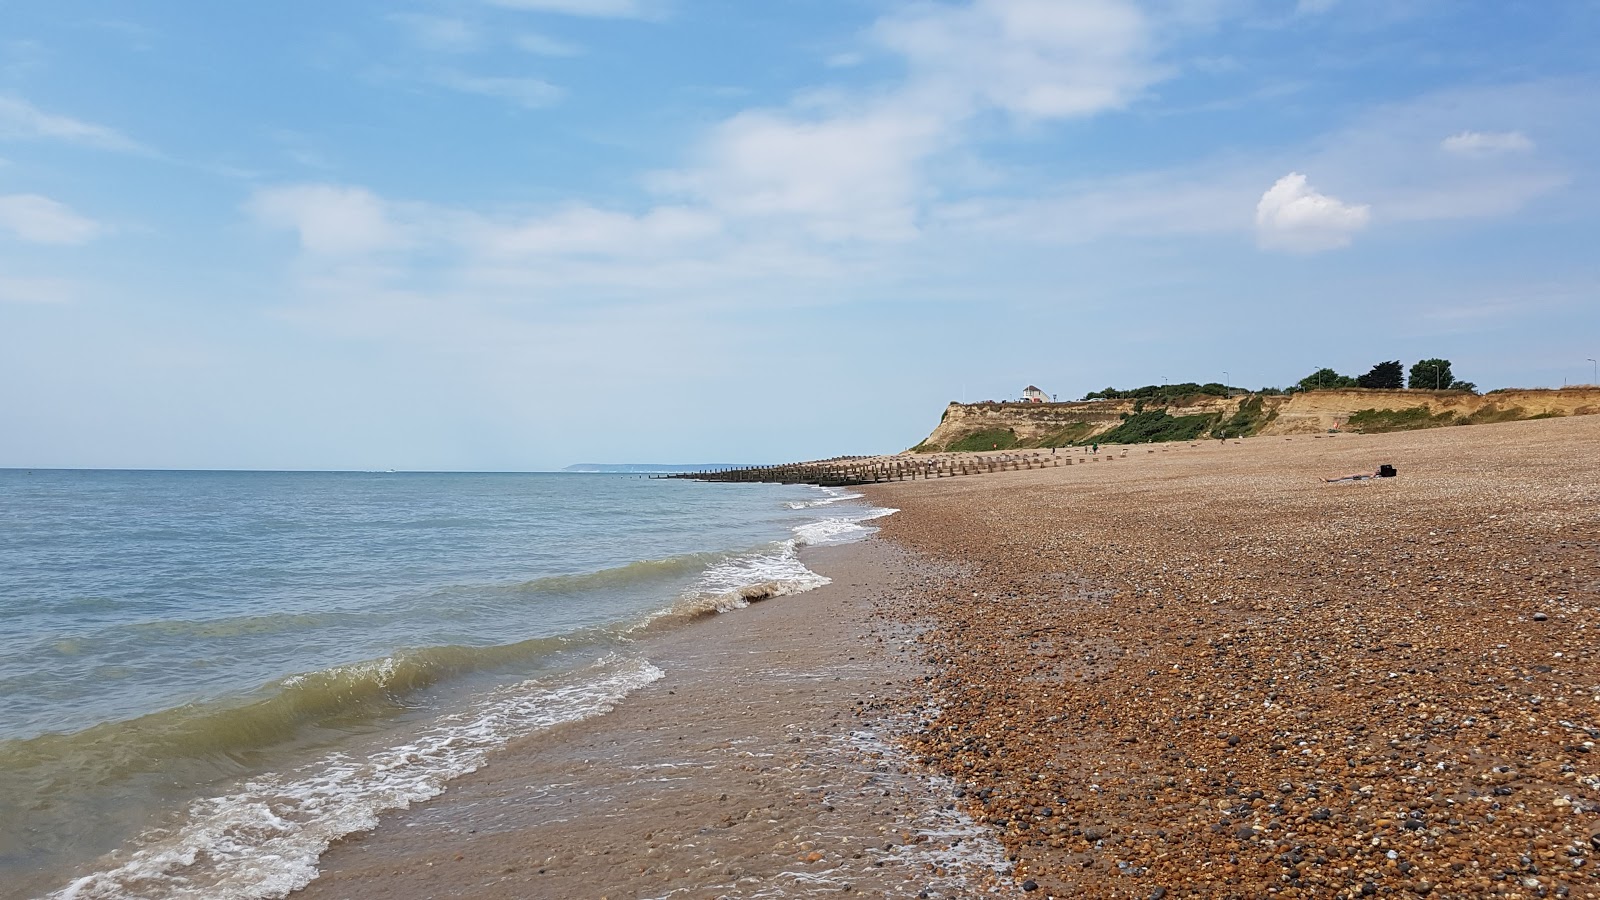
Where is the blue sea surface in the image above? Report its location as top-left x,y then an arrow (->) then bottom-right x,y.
0,469 -> 891,899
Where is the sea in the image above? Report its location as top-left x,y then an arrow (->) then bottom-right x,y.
0,469 -> 895,900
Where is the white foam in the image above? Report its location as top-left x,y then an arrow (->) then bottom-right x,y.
791,506 -> 897,547
783,487 -> 865,509
677,540 -> 831,614
50,656 -> 663,900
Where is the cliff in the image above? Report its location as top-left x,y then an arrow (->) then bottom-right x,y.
913,387 -> 1600,452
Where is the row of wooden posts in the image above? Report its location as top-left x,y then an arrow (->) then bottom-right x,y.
663,448 -> 1134,487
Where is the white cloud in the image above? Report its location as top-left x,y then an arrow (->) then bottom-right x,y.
1441,130 -> 1534,157
247,185 -> 401,256
0,194 -> 104,244
0,275 -> 78,304
656,105 -> 944,242
1296,0 -> 1339,14
485,0 -> 661,19
390,14 -> 479,52
1254,172 -> 1370,253
876,0 -> 1160,120
474,205 -> 720,257
0,95 -> 146,153
429,70 -> 564,108
646,0 -> 1166,244
513,32 -> 583,57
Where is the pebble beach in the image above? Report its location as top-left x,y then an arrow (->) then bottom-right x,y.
868,413 -> 1600,898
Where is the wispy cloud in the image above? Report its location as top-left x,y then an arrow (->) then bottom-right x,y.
246,184 -> 402,256
0,95 -> 147,153
485,0 -> 665,20
513,32 -> 583,57
0,194 -> 104,244
428,69 -> 564,108
1255,172 -> 1370,253
1441,130 -> 1534,157
389,13 -> 480,52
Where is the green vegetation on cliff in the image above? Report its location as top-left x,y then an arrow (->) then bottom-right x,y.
1090,409 -> 1214,444
946,428 -> 1020,452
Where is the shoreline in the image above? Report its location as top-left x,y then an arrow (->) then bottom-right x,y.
293,538 -> 1014,899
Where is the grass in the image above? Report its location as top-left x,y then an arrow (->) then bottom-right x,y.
1029,422 -> 1099,448
1212,396 -> 1269,439
946,428 -> 1021,452
1346,406 -> 1460,433
1088,409 -> 1214,445
1459,405 -> 1527,426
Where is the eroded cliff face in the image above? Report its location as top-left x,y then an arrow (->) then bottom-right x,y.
914,388 -> 1600,451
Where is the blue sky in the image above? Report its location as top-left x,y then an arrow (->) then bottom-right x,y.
2,0 -> 1597,470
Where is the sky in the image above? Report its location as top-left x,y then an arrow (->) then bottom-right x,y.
2,0 -> 1598,471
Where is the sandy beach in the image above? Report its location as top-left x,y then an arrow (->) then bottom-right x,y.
299,413 -> 1599,899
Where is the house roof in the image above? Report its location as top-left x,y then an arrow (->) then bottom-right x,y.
1023,385 -> 1043,392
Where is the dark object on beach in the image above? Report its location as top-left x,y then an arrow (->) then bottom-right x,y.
1377,464 -> 1397,478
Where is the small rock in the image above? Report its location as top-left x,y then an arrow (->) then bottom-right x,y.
1021,879 -> 1039,892
1533,612 -> 1550,621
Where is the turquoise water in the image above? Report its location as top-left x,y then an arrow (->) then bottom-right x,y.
0,470 -> 891,899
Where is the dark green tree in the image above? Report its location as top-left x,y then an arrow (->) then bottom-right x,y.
1295,368 -> 1358,392
1408,358 -> 1453,390
1449,380 -> 1477,393
1357,360 -> 1404,389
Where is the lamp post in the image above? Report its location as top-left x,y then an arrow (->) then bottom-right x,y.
1589,358 -> 1597,385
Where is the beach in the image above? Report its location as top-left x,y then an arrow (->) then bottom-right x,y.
294,541 -> 1012,899
293,413 -> 1600,899
866,414 -> 1600,897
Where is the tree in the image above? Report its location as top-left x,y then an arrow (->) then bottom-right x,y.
1357,360 -> 1404,389
1449,380 -> 1478,394
1295,368 -> 1358,392
1408,358 -> 1453,390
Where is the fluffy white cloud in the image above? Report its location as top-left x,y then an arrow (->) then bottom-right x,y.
656,105 -> 944,242
247,185 -> 400,256
0,95 -> 145,153
485,0 -> 660,18
0,194 -> 103,244
1254,172 -> 1370,253
1441,130 -> 1534,157
650,0 -> 1165,243
876,0 -> 1159,120
428,70 -> 564,108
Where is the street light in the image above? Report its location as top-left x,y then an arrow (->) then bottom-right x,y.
1428,364 -> 1441,390
1589,358 -> 1597,385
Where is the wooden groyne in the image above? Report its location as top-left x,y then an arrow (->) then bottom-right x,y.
663,449 -> 1109,487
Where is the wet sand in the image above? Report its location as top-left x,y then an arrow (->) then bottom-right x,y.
869,414 -> 1600,898
295,540 -> 1013,900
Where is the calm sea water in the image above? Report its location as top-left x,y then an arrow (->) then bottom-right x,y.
0,470 -> 892,900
